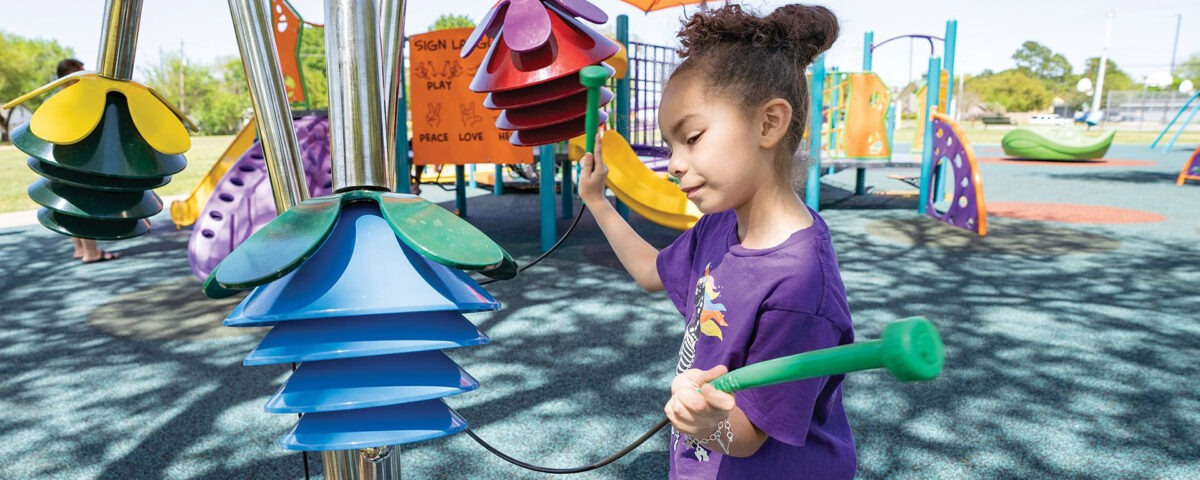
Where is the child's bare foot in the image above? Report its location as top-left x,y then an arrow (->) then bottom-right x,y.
81,251 -> 119,264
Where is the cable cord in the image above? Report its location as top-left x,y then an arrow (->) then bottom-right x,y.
479,202 -> 586,285
465,418 -> 670,474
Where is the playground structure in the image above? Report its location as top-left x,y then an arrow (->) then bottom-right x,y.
1001,127 -> 1116,161
1151,89 -> 1200,153
1,1 -> 194,240
1179,145 -> 1200,185
800,20 -> 987,236
4,1 -> 947,478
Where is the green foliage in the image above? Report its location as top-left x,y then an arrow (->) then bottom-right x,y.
1080,57 -> 1135,107
0,30 -> 75,117
1173,52 -> 1200,89
1012,41 -> 1072,82
965,70 -> 1053,112
297,24 -> 327,109
140,53 -> 250,135
430,14 -> 475,31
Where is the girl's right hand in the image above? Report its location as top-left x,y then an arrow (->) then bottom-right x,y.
577,133 -> 607,206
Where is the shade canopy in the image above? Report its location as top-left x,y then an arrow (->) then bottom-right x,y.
617,0 -> 708,12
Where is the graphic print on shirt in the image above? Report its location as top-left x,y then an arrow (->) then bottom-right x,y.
672,264 -> 729,461
675,264 -> 727,374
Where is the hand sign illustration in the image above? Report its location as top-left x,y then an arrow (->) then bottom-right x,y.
443,60 -> 464,79
413,61 -> 436,81
460,103 -> 482,127
426,103 -> 442,128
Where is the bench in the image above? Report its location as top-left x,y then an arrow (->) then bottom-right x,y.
980,115 -> 1013,129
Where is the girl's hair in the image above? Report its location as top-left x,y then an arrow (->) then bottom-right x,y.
671,3 -> 838,188
57,59 -> 84,78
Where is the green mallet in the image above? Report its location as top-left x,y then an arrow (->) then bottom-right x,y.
580,65 -> 609,154
709,317 -> 945,393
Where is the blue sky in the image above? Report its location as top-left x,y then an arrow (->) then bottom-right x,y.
3,0 -> 1198,89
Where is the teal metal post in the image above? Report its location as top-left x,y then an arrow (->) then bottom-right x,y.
826,67 -> 839,158
1151,90 -> 1199,150
539,145 -> 556,251
1164,103 -> 1200,152
455,164 -> 467,216
560,145 -> 573,219
943,20 -> 957,118
394,41 -> 411,193
468,164 -> 477,189
918,57 -> 941,215
614,14 -> 631,221
886,102 -> 896,159
805,54 -> 826,211
493,164 -> 503,195
855,31 -> 873,195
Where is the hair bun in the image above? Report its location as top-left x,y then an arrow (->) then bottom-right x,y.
678,4 -> 839,65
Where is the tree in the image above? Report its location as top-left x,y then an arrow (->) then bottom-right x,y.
1080,57 -> 1135,107
0,31 -> 75,136
430,14 -> 475,31
297,24 -> 327,109
965,69 -> 1053,112
1012,41 -> 1072,83
140,53 -> 250,135
1174,52 -> 1200,90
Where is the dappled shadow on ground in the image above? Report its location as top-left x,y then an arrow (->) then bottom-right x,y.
88,277 -> 259,341
1,186 -> 1197,479
864,217 -> 1122,256
831,210 -> 1200,479
1044,170 -> 1182,184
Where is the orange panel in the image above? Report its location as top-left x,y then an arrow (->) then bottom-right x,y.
842,73 -> 891,158
409,29 -> 533,165
270,0 -> 306,105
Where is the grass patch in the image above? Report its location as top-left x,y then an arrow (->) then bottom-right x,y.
0,136 -> 233,214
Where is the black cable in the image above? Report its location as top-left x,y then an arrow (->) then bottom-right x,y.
479,202 -> 586,285
465,418 -> 670,474
290,362 -> 310,480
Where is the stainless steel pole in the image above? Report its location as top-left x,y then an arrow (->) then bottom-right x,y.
379,0 -> 407,191
321,2 -> 400,474
96,0 -> 142,81
227,0 -> 309,214
327,0 -> 393,192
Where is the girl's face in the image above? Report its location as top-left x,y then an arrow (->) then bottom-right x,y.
659,75 -> 772,214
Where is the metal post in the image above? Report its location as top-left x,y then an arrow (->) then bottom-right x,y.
326,0 -> 393,192
320,2 -> 403,476
862,31 -> 873,70
1090,11 -> 1113,125
379,0 -> 408,192
493,164 -> 503,195
96,0 -> 141,81
321,446 -> 402,480
560,154 -> 573,218
539,145 -> 556,251
228,0 -> 309,213
918,57 -> 941,215
943,20 -> 957,119
805,54 -> 825,211
614,15 -> 631,221
1170,14 -> 1181,75
455,165 -> 467,216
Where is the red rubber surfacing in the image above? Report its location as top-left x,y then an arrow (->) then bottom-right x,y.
988,202 -> 1166,224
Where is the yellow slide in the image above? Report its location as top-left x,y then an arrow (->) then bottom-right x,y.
170,120 -> 257,228
570,131 -> 701,231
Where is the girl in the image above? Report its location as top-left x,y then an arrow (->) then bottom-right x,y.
577,4 -> 855,479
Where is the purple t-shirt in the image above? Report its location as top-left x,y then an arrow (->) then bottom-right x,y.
656,208 -> 856,480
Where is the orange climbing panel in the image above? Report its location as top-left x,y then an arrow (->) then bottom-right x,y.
817,72 -> 890,159
912,69 -> 949,153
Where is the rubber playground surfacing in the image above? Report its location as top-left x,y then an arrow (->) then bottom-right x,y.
1,143 -> 1198,479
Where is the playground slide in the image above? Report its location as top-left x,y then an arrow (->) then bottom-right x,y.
570,131 -> 701,231
187,115 -> 334,280
1001,127 -> 1115,161
170,120 -> 258,228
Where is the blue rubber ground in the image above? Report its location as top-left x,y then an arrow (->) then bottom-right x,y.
0,143 -> 1197,479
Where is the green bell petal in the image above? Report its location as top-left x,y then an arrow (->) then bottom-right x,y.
37,208 -> 150,240
371,191 -> 513,273
202,265 -> 245,299
28,178 -> 163,220
213,194 -> 343,289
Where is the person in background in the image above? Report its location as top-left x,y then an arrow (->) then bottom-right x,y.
56,58 -> 120,264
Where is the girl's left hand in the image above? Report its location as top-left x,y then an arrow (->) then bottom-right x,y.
665,365 -> 736,436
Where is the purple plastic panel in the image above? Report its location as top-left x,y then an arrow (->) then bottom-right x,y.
925,116 -> 986,235
188,116 -> 334,280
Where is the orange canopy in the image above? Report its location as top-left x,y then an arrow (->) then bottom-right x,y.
616,0 -> 710,13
